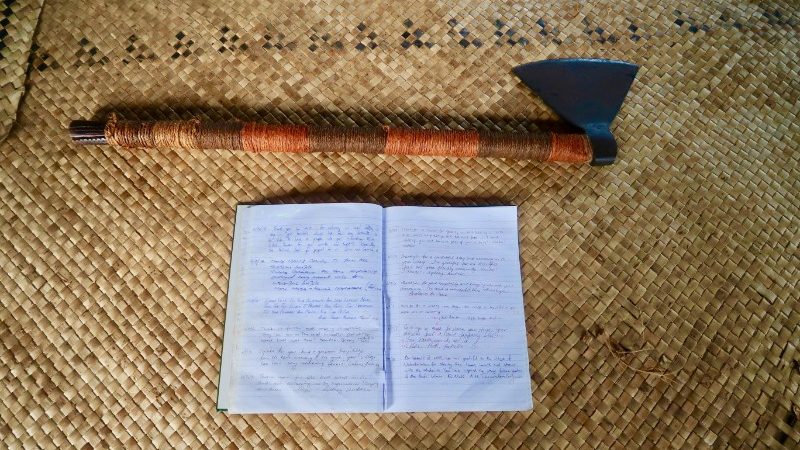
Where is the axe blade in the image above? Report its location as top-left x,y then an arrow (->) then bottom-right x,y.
513,58 -> 639,165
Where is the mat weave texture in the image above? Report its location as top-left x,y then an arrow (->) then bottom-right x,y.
0,0 -> 43,142
1,0 -> 798,448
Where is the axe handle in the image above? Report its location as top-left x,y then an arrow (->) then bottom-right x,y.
70,118 -> 592,163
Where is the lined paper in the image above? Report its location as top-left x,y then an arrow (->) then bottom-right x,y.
383,206 -> 532,412
218,203 -> 532,413
220,203 -> 385,413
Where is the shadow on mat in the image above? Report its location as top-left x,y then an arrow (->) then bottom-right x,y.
241,187 -> 513,208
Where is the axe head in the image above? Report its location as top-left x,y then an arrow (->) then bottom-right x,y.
513,58 -> 638,165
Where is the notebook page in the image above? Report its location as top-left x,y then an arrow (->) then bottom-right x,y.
221,203 -> 385,413
384,206 -> 532,412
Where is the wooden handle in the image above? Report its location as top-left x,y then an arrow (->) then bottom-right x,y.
72,118 -> 593,163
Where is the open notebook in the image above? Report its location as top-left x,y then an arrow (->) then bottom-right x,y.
217,203 -> 532,413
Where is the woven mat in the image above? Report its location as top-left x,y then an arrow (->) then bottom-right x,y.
0,0 -> 43,142
2,0 -> 798,448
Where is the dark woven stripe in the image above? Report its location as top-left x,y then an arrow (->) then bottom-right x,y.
308,126 -> 386,154
477,131 -> 551,160
197,121 -> 244,150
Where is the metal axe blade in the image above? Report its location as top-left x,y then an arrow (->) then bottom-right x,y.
513,58 -> 639,165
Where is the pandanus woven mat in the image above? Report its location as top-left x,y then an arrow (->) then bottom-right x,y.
0,0 -> 43,142
1,0 -> 798,448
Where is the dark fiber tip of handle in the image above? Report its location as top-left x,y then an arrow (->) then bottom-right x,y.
69,120 -> 107,144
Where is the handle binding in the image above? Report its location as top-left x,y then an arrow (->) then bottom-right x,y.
70,118 -> 592,163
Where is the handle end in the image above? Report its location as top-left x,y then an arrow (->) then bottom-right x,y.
69,120 -> 107,144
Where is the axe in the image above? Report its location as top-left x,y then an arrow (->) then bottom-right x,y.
69,58 -> 638,165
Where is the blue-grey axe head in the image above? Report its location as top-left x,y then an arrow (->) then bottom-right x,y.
513,58 -> 639,165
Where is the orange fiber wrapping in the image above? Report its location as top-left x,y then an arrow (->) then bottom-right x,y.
548,133 -> 592,163
384,127 -> 479,157
241,123 -> 309,153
